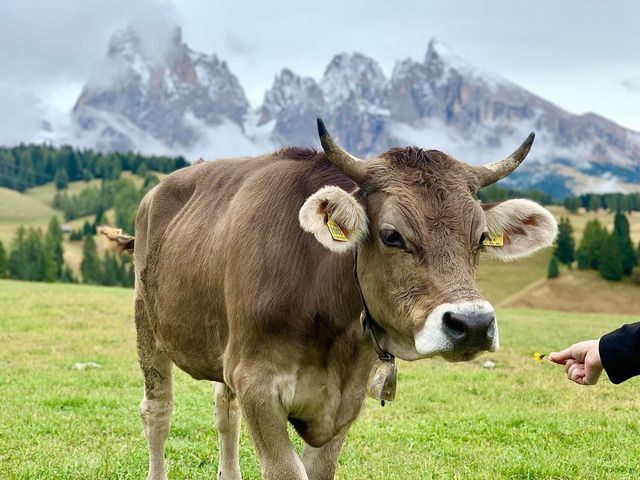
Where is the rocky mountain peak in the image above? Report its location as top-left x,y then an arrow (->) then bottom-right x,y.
320,52 -> 387,107
72,25 -> 249,153
260,69 -> 324,122
66,29 -> 640,197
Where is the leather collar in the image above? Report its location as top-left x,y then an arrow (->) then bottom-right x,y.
352,249 -> 394,362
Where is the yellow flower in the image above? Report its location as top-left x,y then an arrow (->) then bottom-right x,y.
534,352 -> 546,363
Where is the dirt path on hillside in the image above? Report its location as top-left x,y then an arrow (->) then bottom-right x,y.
497,277 -> 548,308
500,270 -> 640,316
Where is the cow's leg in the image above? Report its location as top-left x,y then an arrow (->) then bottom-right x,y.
301,428 -> 348,480
232,373 -> 307,480
214,382 -> 242,480
136,299 -> 173,480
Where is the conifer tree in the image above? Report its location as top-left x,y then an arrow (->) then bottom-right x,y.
45,216 -> 64,279
80,236 -> 101,284
119,256 -> 135,288
548,256 -> 559,278
61,264 -> 77,283
576,219 -> 606,270
554,217 -> 575,266
564,197 -> 581,213
54,168 -> 69,190
8,226 -> 27,279
588,194 -> 601,212
101,251 -> 120,286
24,228 -> 46,281
599,233 -> 624,281
612,212 -> 636,275
0,240 -> 7,278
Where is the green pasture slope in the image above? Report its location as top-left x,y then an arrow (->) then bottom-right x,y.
1,279 -> 639,479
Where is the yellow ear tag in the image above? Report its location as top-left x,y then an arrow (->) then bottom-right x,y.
326,217 -> 348,242
483,233 -> 504,247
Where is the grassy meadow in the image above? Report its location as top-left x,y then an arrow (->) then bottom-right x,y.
2,178 -> 640,478
1,279 -> 640,479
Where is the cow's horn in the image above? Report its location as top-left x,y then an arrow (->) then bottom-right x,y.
477,132 -> 535,187
317,118 -> 368,183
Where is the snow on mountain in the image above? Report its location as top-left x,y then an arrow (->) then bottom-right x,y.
59,29 -> 640,197
70,26 -> 260,157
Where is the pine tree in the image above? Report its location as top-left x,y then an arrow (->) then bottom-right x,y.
24,228 -> 46,281
45,216 -> 64,279
0,240 -> 7,278
564,196 -> 581,213
576,219 -> 606,270
61,264 -> 77,283
54,168 -> 69,190
612,212 -> 636,275
548,256 -> 559,278
119,256 -> 135,288
588,194 -> 601,212
576,249 -> 589,270
80,236 -> 101,284
101,252 -> 119,286
82,220 -> 95,237
554,217 -> 575,266
8,226 -> 27,279
599,233 -> 624,281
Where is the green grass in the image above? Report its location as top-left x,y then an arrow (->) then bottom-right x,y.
25,179 -> 103,207
1,279 -> 639,479
0,187 -> 60,245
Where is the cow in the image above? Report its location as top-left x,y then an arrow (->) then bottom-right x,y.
103,119 -> 557,480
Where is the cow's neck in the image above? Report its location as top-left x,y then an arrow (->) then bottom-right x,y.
288,251 -> 387,438
315,251 -> 380,365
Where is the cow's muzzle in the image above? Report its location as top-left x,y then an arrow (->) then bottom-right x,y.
414,301 -> 499,360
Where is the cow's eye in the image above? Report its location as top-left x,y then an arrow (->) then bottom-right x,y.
380,229 -> 405,249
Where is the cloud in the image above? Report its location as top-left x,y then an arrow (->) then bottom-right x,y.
224,31 -> 256,56
0,0 -> 180,144
0,84 -> 46,146
620,77 -> 640,92
0,0 -> 179,88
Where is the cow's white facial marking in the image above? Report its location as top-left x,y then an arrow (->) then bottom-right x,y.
414,300 -> 498,360
299,186 -> 369,253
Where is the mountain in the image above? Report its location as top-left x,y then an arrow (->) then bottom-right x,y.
65,28 -> 640,198
71,27 -> 265,158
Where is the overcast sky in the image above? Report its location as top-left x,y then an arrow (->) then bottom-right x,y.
1,0 -> 639,145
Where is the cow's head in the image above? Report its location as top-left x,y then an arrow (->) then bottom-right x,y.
300,119 -> 557,362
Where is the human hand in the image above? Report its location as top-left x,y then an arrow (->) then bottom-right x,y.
548,340 -> 603,385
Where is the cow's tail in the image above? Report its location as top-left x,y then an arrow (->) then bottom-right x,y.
97,226 -> 135,254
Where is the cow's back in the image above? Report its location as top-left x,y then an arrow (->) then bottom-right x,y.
135,152 -> 352,381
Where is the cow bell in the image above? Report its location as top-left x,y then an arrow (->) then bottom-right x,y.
366,356 -> 397,406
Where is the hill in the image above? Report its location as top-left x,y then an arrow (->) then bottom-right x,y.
0,187 -> 60,245
1,279 -> 639,478
481,205 -> 640,314
0,174 -> 154,273
504,269 -> 640,315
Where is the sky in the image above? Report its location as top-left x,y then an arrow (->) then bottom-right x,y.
1,0 -> 639,146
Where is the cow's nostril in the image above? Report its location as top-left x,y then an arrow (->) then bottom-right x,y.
442,311 -> 466,340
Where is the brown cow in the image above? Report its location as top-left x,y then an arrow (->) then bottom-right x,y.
104,119 -> 557,480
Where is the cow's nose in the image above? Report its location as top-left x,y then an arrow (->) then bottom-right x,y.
442,310 -> 495,347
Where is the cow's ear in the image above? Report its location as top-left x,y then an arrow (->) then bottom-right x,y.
482,199 -> 557,261
299,186 -> 369,253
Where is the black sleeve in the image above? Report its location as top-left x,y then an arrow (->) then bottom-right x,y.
599,322 -> 640,384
